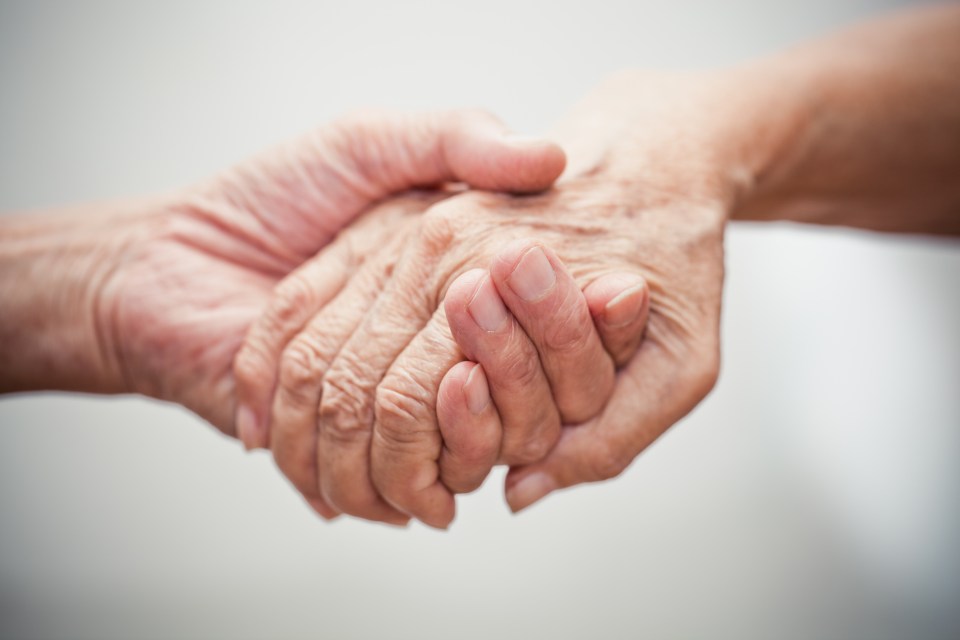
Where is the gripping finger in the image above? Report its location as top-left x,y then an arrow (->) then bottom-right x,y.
583,272 -> 650,367
436,361 -> 502,494
489,241 -> 615,424
444,268 -> 561,465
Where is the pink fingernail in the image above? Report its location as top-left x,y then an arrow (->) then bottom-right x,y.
463,364 -> 490,415
236,404 -> 259,451
506,472 -> 556,513
603,284 -> 647,328
467,275 -> 509,331
507,246 -> 556,302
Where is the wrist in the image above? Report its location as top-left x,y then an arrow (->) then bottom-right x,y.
711,59 -> 821,223
0,199 -> 163,394
552,69 -> 770,222
551,63 -> 827,229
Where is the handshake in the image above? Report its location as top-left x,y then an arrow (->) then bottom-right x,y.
6,6 -> 955,530
102,73 -> 729,528
222,107 -> 719,528
137,93 -> 725,528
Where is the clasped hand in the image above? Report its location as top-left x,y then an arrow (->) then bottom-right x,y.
103,76 -> 725,527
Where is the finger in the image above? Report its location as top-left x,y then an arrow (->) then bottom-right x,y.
268,224 -> 416,526
305,496 -> 340,521
583,272 -> 650,367
444,269 -> 561,465
333,109 -> 567,197
371,310 -> 506,526
369,311 -> 463,528
488,241 -> 616,424
436,361 -> 502,494
233,240 -> 352,450
504,338 -> 721,513
233,194 -> 433,451
316,250 -> 442,525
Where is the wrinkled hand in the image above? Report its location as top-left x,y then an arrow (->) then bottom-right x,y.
94,110 -> 566,436
497,71 -> 734,510
236,71 -> 732,526
238,224 -> 649,525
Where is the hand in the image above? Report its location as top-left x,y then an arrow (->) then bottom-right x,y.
435,246 -> 651,495
237,70 -> 735,525
90,110 -> 566,435
239,228 -> 650,525
498,71 -> 735,510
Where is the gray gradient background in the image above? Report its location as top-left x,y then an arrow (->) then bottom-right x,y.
1,1 -> 958,638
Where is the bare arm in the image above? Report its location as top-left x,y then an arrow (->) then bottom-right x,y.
730,3 -> 960,233
0,203 -> 148,394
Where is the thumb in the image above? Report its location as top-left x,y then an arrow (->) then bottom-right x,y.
503,339 -> 714,513
337,109 -> 567,195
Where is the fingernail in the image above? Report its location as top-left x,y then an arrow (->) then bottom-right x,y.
467,276 -> 509,331
506,472 -> 556,513
603,284 -> 647,328
508,247 -> 556,302
236,404 -> 259,451
463,364 -> 490,415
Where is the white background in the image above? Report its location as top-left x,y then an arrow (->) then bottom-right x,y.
1,1 -> 958,638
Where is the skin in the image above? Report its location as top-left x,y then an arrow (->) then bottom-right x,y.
0,109 -> 573,447
1,108 -> 641,524
238,217 -> 650,525
241,3 -> 960,527
2,4 -> 958,528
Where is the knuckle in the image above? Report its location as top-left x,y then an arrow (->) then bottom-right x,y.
374,376 -> 434,448
279,339 -> 326,391
418,202 -> 464,254
233,340 -> 272,389
320,366 -> 374,443
511,434 -> 555,466
502,339 -> 542,389
585,438 -> 630,481
541,305 -> 594,355
268,276 -> 316,328
504,410 -> 559,465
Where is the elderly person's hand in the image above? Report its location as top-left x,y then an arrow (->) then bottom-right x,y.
0,110 -> 570,437
4,2 -> 957,532
452,0 -> 960,512
235,72 -> 738,528
227,4 -> 960,528
237,224 -> 650,525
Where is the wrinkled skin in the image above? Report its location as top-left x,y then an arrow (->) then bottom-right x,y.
240,71 -> 733,527
237,195 -> 651,525
92,110 -> 569,444
8,4 -> 958,530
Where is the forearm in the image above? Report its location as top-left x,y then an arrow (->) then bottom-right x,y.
0,203 -> 145,394
729,3 -> 960,233
552,5 -> 960,236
